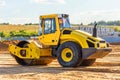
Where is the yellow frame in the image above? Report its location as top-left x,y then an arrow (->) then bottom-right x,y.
9,42 -> 52,59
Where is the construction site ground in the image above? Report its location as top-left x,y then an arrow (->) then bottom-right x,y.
0,41 -> 120,80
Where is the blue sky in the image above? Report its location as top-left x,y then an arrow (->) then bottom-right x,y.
0,0 -> 120,24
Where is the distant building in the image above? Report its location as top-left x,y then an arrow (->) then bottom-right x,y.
71,26 -> 116,37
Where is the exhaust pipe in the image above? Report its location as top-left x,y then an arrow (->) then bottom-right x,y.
93,23 -> 97,37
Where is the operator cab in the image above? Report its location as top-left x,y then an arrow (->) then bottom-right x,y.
38,14 -> 71,35
38,14 -> 71,45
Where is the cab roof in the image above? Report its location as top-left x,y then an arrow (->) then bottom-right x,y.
40,14 -> 69,19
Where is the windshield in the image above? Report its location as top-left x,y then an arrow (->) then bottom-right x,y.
59,17 -> 70,30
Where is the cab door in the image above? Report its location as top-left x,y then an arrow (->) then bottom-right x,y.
40,18 -> 60,46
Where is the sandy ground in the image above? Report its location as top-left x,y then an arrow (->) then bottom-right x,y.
0,42 -> 120,80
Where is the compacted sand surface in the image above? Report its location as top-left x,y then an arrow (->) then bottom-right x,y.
0,42 -> 120,80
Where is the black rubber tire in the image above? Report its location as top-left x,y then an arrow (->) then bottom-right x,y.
57,42 -> 82,67
80,59 -> 96,66
11,54 -> 32,66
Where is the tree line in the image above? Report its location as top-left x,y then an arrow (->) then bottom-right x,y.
0,23 -> 39,25
1,20 -> 120,26
89,20 -> 120,26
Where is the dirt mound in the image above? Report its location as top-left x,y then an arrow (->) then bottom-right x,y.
111,45 -> 120,52
110,42 -> 120,45
0,42 -> 8,51
0,40 -> 20,51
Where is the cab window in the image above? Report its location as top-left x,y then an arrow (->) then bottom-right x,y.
58,17 -> 70,30
44,18 -> 56,34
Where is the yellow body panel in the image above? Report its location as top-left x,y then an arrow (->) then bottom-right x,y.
60,35 -> 88,48
40,14 -> 58,19
60,29 -> 88,48
60,28 -> 108,49
99,42 -> 107,48
9,42 -> 52,59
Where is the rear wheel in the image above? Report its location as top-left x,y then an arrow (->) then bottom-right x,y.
80,59 -> 96,66
57,42 -> 82,67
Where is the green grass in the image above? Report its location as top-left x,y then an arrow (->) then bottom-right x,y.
0,25 -> 39,37
0,25 -> 38,33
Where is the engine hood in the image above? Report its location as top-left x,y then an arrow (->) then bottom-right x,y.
74,30 -> 105,42
61,28 -> 105,43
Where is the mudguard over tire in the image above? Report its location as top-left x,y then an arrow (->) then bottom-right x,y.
57,42 -> 82,67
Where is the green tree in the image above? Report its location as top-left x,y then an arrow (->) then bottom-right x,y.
30,32 -> 38,36
0,32 -> 5,37
89,20 -> 120,26
98,21 -> 106,25
10,31 -> 16,37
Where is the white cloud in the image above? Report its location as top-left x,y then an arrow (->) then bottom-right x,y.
70,10 -> 120,24
56,0 -> 66,4
0,0 -> 6,7
10,17 -> 38,24
32,0 -> 66,4
33,0 -> 50,4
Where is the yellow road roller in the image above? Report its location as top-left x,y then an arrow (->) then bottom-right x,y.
9,14 -> 112,67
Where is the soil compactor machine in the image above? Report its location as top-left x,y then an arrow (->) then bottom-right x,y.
9,14 -> 112,67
